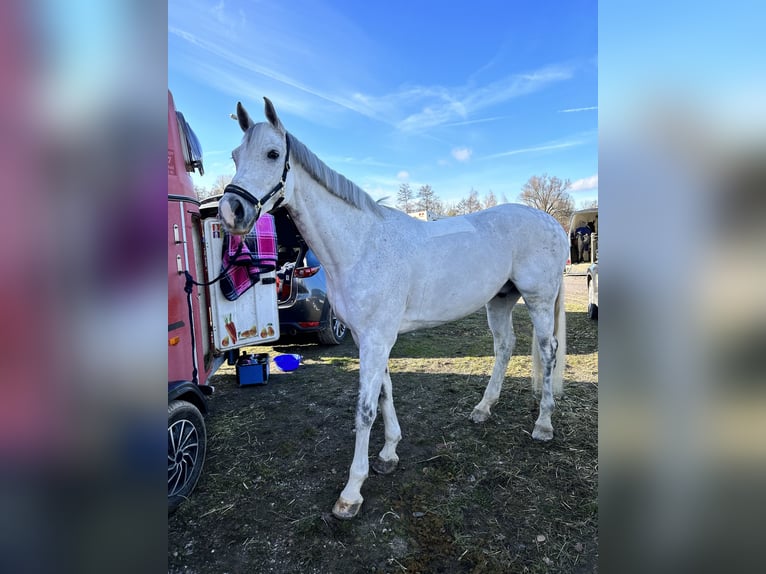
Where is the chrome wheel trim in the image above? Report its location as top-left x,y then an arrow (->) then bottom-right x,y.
168,419 -> 200,497
332,311 -> 346,339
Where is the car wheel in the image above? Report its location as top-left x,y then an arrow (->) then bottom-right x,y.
168,399 -> 206,513
318,306 -> 347,345
587,280 -> 598,320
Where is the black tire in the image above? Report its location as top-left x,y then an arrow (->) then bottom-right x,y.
318,306 -> 347,345
168,400 -> 206,513
587,280 -> 598,320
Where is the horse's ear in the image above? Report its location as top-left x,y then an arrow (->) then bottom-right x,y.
263,97 -> 284,132
236,101 -> 253,133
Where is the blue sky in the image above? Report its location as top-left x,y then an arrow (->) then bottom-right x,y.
169,0 -> 597,208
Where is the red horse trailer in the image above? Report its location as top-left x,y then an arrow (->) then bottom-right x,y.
168,91 -> 279,511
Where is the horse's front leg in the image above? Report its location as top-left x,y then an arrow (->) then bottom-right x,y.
332,341 -> 391,520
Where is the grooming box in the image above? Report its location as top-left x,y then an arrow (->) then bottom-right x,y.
236,353 -> 270,386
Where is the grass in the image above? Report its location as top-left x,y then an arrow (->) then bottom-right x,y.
169,292 -> 597,573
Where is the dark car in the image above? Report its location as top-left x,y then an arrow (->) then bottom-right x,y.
272,208 -> 348,344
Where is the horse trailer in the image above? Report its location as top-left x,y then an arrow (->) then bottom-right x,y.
167,91 -> 280,512
566,207 -> 598,271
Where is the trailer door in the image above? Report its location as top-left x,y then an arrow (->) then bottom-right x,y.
203,218 -> 280,351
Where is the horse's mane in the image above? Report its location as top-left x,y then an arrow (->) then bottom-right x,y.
287,133 -> 385,216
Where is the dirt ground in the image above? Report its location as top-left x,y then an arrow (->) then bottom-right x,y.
169,275 -> 597,573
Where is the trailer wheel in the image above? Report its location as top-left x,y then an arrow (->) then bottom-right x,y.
168,400 -> 207,513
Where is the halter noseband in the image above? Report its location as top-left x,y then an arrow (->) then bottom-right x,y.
224,135 -> 291,218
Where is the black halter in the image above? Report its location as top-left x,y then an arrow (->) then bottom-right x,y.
224,135 -> 291,218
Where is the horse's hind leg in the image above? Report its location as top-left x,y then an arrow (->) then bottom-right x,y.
371,367 -> 401,475
525,299 -> 558,441
471,291 -> 520,423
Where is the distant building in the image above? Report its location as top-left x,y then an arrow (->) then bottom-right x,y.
407,210 -> 439,221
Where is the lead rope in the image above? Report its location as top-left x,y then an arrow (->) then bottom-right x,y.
181,240 -> 244,384
183,265 -> 238,386
183,276 -> 200,385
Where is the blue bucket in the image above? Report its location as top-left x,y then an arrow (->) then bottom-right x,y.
273,354 -> 301,371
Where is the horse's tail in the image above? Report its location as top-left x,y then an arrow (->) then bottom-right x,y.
532,279 -> 566,395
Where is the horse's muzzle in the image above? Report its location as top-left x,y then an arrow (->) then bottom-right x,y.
219,191 -> 258,235
224,183 -> 260,207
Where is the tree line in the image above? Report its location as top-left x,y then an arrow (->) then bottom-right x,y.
397,174 -> 595,229
194,174 -> 232,200
396,183 -> 504,218
195,173 -> 595,229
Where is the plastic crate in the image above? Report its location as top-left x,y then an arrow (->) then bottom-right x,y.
236,353 -> 269,386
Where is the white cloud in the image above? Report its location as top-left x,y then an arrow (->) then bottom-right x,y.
396,170 -> 409,181
559,106 -> 598,113
442,115 -> 514,127
451,147 -> 472,162
360,64 -> 575,133
483,140 -> 583,160
569,174 -> 598,191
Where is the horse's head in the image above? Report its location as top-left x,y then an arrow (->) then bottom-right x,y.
218,98 -> 292,234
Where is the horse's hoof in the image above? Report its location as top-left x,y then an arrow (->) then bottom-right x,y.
470,408 -> 490,423
371,457 -> 398,475
532,424 -> 553,441
332,497 -> 363,520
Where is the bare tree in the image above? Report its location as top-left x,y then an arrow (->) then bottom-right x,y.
443,201 -> 460,217
415,184 -> 444,215
483,189 -> 498,209
396,183 -> 415,212
194,184 -> 211,199
578,198 -> 598,210
211,174 -> 233,196
518,174 -> 574,228
450,189 -> 481,215
466,188 -> 483,213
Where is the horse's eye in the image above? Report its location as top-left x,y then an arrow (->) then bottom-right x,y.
267,149 -> 280,160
